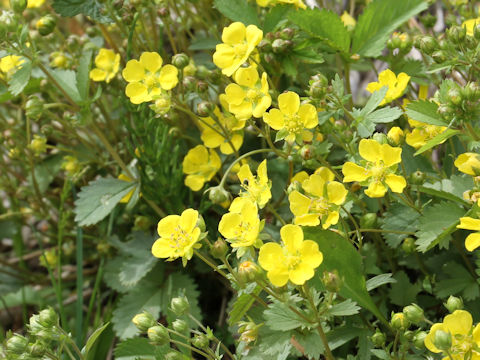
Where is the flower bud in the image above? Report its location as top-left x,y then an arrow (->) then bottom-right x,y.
182,75 -> 196,90
172,53 -> 190,69
300,145 -> 315,160
433,330 -> 452,351
165,351 -> 183,360
237,261 -> 261,284
409,170 -> 426,185
196,101 -> 215,117
38,307 -> 58,328
370,330 -> 386,348
192,334 -> 209,349
208,185 -> 230,205
390,312 -> 410,330
196,80 -> 209,93
416,36 -> 437,55
29,135 -> 47,155
257,39 -> 272,52
195,65 -> 210,80
210,239 -> 228,259
404,330 -> 414,340
10,0 -> 27,13
172,319 -> 188,333
413,331 -> 427,349
132,311 -> 156,332
36,15 -> 56,36
431,50 -> 447,63
196,214 -> 206,232
238,321 -> 259,344
401,237 -> 416,253
402,304 -> 424,324
447,25 -> 466,44
272,39 -> 290,54
444,295 -> 463,313
372,132 -> 388,144
447,88 -> 462,105
171,296 -> 190,316
360,213 -> 377,229
134,215 -> 152,230
147,325 -> 170,345
322,270 -> 342,293
6,334 -> 28,354
157,7 -> 169,17
387,127 -> 404,145
25,96 -> 44,120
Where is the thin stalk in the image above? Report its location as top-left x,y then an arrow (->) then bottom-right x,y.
72,185 -> 84,347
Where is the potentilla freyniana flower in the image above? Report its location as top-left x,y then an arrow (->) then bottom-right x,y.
89,48 -> 120,83
366,69 -> 410,106
182,145 -> 221,191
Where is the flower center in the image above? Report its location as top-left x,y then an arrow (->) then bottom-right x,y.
144,73 -> 159,89
370,164 -> 386,181
310,197 -> 329,214
285,251 -> 301,270
285,115 -> 302,134
234,43 -> 248,58
170,225 -> 193,252
246,88 -> 260,101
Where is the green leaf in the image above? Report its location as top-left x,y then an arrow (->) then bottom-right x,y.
263,5 -> 290,33
77,49 -> 92,101
82,322 -> 110,359
27,155 -> 63,194
415,201 -> 466,252
188,37 -> 219,51
366,273 -> 397,291
264,300 -> 310,331
414,129 -> 460,156
8,59 -> 32,96
327,299 -> 360,316
365,107 -> 403,124
52,0 -> 111,23
49,68 -> 82,104
351,0 -> 428,57
388,271 -> 421,306
288,9 -> 350,53
213,0 -> 260,26
326,326 -> 365,351
74,178 -> 136,226
228,285 -> 261,325
114,338 -> 169,360
380,203 -> 420,248
405,100 -> 447,126
303,228 -> 387,324
420,175 -> 473,205
359,87 -> 388,116
436,262 -> 479,301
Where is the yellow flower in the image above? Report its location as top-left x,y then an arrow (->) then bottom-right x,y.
236,159 -> 271,208
454,153 -> 480,176
182,145 -> 221,191
255,0 -> 307,8
61,156 -> 80,176
263,91 -> 317,144
258,224 -> 323,287
122,52 -> 178,104
151,208 -> 202,264
457,217 -> 480,251
425,310 -> 480,359
118,173 -> 135,203
90,48 -> 120,83
289,167 -> 347,228
342,139 -> 406,198
462,18 -> 480,36
366,69 -> 410,106
224,66 -> 271,120
387,126 -> 404,145
213,22 -> 263,77
29,135 -> 47,155
27,0 -> 45,7
405,119 -> 447,149
0,55 -> 24,78
200,106 -> 244,155
218,198 -> 260,248
341,11 -> 356,28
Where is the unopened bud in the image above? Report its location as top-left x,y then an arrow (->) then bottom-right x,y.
237,261 -> 261,284
25,96 -> 44,120
410,170 -> 425,185
6,334 -> 28,354
210,239 -> 228,259
370,330 -> 386,348
38,307 -> 57,328
413,331 -> 427,349
448,88 -> 462,105
132,311 -> 156,332
431,50 -> 447,63
403,303 -> 424,324
372,132 -> 388,144
10,0 -> 27,13
171,296 -> 189,316
192,334 -> 209,349
172,53 -> 190,69
165,351 -> 183,360
402,237 -> 416,253
445,295 -> 463,313
29,135 -> 47,155
238,321 -> 260,344
196,101 -> 215,117
387,126 -> 404,145
272,39 -> 290,53
134,215 -> 152,230
360,213 -> 377,229
322,270 -> 342,292
280,28 -> 295,40
208,186 -> 230,205
36,15 -> 56,36
29,341 -> 46,357
390,312 -> 410,330
147,325 -> 170,345
433,329 -> 452,350
172,319 -> 188,333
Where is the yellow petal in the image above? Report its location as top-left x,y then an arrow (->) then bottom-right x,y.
323,211 -> 339,229
245,24 -> 263,47
222,22 -> 246,44
157,215 -> 180,237
234,66 -> 258,87
381,143 -> 402,167
218,212 -> 242,239
252,95 -> 271,118
302,174 -> 325,198
465,233 -> 480,252
278,91 -> 300,116
225,83 -> 245,106
213,44 -> 235,69
259,242 -> 284,271
281,224 -> 303,253
300,240 -> 323,267
424,323 -> 446,353
267,266 -> 290,287
159,64 -> 179,90
263,109 -> 284,130
342,162 -> 370,182
179,209 -> 198,233
152,238 -> 175,259
237,164 -> 253,184
473,323 -> 480,344
89,68 -> 106,82
365,181 -> 387,198
327,181 -> 348,205
314,167 -> 335,182
122,59 -> 144,82
289,263 -> 314,285
359,139 -> 381,163
125,82 -> 149,104
139,52 -> 163,73
443,310 -> 473,336
289,191 -> 311,217
457,217 -> 480,231
298,103 -> 318,129
185,175 -> 205,191
385,174 -> 406,193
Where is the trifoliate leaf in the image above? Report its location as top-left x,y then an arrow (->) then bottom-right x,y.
327,299 -> 360,316
52,0 -> 111,23
366,273 -> 397,291
415,201 -> 466,252
388,271 -> 421,306
380,203 -> 420,248
264,300 -> 310,331
213,0 -> 260,26
406,100 -> 447,126
74,178 -> 136,226
8,59 -> 32,96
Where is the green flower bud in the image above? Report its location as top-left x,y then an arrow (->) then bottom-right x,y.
210,239 -> 229,260
165,351 -> 183,360
196,214 -> 206,232
322,270 -> 342,293
25,96 -> 44,120
403,330 -> 415,341
433,330 -> 452,351
237,261 -> 261,284
196,101 -> 215,117
0,10 -> 17,37
207,69 -> 222,85
132,311 -> 156,332
272,39 -> 291,53
445,295 -> 463,313
29,135 -> 47,156
38,307 -> 58,328
134,215 -> 152,230
36,15 -> 56,36
29,341 -> 45,357
401,237 -> 416,253
192,334 -> 209,349
431,50 -> 447,63
10,0 -> 27,13
416,36 -> 437,55
6,334 -> 28,354
257,39 -> 272,52
403,304 -> 424,324
413,331 -> 427,349
195,65 -> 210,80
447,25 -> 466,44
147,325 -> 170,345
280,27 -> 295,40
238,321 -> 260,344
207,185 -> 230,205
170,296 -> 190,316
360,213 -> 378,229
409,170 -> 426,185
300,145 -> 315,160
448,88 -> 462,105
372,132 -> 388,144
172,53 -> 190,69
420,13 -> 436,29
172,319 -> 189,333
196,80 -> 209,93
182,76 -> 196,90
370,330 -> 386,348
390,312 -> 410,330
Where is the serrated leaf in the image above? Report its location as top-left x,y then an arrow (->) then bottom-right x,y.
52,0 -> 111,23
414,129 -> 460,156
49,68 -> 82,104
420,175 -> 473,205
114,338 -> 169,360
359,87 -> 388,116
435,262 -> 479,300
213,0 -> 260,26
264,300 -> 309,331
406,100 -> 447,126
366,273 -> 397,291
380,203 -> 420,248
263,5 -> 290,33
228,285 -> 261,325
415,202 -> 466,252
288,9 -> 350,53
8,59 -> 32,96
74,178 -> 136,226
388,271 -> 421,306
303,228 -> 387,325
366,107 -> 403,124
327,299 -> 360,316
352,0 -> 428,57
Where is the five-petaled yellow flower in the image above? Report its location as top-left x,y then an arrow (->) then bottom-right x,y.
366,69 -> 410,106
342,139 -> 407,198
457,217 -> 480,251
405,119 -> 447,149
258,224 -> 323,287
218,198 -> 260,249
0,55 -> 24,79
289,167 -> 347,228
425,310 -> 480,359
200,106 -> 244,155
236,159 -> 271,208
89,48 -> 120,83
263,91 -> 317,144
122,52 -> 178,104
454,153 -> 480,176
213,22 -> 263,77
182,145 -> 221,191
151,209 -> 202,265
224,66 -> 271,120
